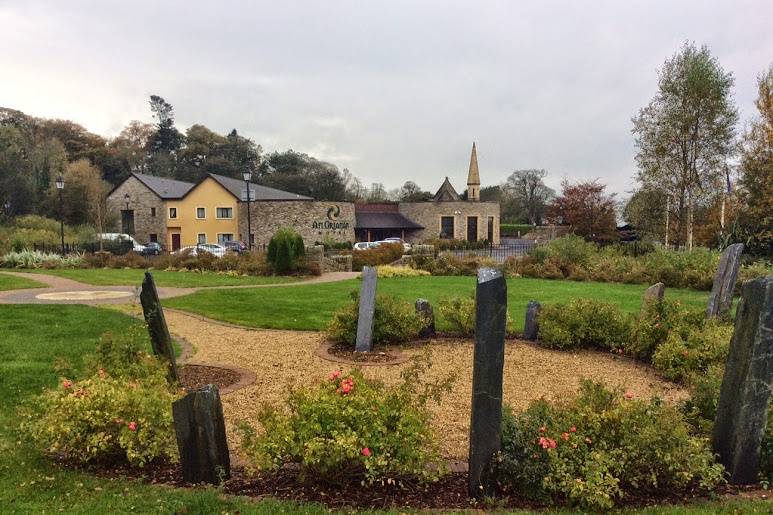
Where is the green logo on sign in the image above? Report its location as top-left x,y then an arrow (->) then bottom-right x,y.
327,205 -> 341,220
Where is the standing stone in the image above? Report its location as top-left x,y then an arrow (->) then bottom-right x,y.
706,243 -> 744,318
140,271 -> 178,382
355,266 -> 378,352
172,384 -> 231,484
468,268 -> 507,498
643,282 -> 666,303
415,298 -> 436,338
523,300 -> 541,341
712,276 -> 773,484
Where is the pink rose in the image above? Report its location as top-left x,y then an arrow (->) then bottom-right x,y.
625,391 -> 634,400
570,426 -> 577,433
329,370 -> 341,381
562,432 -> 569,441
361,447 -> 371,457
62,379 -> 72,389
128,421 -> 137,432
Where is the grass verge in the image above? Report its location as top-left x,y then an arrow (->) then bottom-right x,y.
13,268 -> 301,288
0,272 -> 46,291
165,276 -> 709,332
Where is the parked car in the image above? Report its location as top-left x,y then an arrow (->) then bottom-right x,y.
353,241 -> 380,251
140,242 -> 163,256
173,243 -> 226,257
222,240 -> 247,253
379,237 -> 412,252
97,233 -> 146,253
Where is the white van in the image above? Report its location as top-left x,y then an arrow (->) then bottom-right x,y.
97,233 -> 146,253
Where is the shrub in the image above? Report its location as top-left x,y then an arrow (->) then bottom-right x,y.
238,356 -> 453,483
1,249 -> 84,268
538,299 -> 632,350
351,243 -> 404,270
437,296 -> 514,336
412,253 -> 499,276
627,299 -> 704,359
326,293 -> 426,345
84,324 -> 168,380
651,320 -> 732,383
373,265 -> 430,278
267,228 -> 306,274
492,381 -> 724,510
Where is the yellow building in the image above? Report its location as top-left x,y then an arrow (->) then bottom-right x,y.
165,176 -> 240,249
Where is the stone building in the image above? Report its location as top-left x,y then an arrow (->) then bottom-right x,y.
354,142 -> 500,243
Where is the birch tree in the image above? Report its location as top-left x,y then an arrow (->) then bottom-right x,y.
632,42 -> 737,249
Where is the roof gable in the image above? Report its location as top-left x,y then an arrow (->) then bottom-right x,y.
433,177 -> 461,202
206,173 -> 313,201
108,173 -> 195,200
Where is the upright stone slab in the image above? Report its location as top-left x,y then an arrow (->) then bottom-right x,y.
706,243 -> 744,318
140,271 -> 178,382
712,276 -> 773,484
415,298 -> 436,338
468,268 -> 507,498
354,266 -> 377,352
172,384 -> 231,484
523,300 -> 541,341
643,282 -> 665,303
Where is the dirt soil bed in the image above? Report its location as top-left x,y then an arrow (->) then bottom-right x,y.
158,310 -> 688,460
179,364 -> 241,392
327,343 -> 402,363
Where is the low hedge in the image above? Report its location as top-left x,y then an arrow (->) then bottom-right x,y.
326,292 -> 426,345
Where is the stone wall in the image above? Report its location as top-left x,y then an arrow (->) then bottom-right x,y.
106,176 -> 167,245
238,201 -> 356,247
398,201 -> 500,243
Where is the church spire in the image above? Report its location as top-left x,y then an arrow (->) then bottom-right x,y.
467,142 -> 480,201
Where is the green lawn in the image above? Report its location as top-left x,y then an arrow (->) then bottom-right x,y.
0,272 -> 45,291
16,268 -> 301,288
165,276 -> 709,332
0,304 -> 767,514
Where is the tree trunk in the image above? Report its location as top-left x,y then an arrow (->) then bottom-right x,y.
687,188 -> 694,251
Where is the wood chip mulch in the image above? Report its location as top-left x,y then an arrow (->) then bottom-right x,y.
178,364 -> 241,392
327,344 -> 402,363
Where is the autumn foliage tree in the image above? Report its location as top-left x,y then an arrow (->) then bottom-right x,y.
548,180 -> 618,243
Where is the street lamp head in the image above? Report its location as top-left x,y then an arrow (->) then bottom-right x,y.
55,176 -> 65,190
124,193 -> 130,201
242,170 -> 252,182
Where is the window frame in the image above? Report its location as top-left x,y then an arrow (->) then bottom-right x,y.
169,207 -> 177,219
217,233 -> 234,244
440,216 -> 455,239
150,207 -> 156,217
196,207 -> 206,219
197,233 -> 207,244
216,207 -> 233,219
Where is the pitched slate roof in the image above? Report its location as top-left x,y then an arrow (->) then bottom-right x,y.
206,173 -> 312,201
433,176 -> 461,202
130,173 -> 194,199
355,212 -> 424,230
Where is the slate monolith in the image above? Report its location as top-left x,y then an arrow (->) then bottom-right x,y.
140,271 -> 178,382
712,276 -> 773,484
354,266 -> 377,352
706,243 -> 744,318
468,267 -> 507,498
172,384 -> 230,484
523,300 -> 541,341
415,298 -> 436,338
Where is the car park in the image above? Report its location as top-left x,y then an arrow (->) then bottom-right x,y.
173,243 -> 227,257
140,242 -> 163,256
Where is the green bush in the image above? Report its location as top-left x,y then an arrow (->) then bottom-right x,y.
238,356 -> 453,483
627,299 -> 704,359
538,299 -> 632,350
492,381 -> 724,510
437,296 -> 513,336
267,228 -> 306,274
326,293 -> 426,345
1,249 -> 84,268
412,253 -> 499,276
651,320 -> 732,383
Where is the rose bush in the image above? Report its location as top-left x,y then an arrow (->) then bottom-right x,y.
238,355 -> 454,484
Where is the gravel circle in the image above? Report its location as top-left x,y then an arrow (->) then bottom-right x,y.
162,310 -> 687,459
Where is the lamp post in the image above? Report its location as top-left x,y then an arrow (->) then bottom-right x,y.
242,169 -> 252,250
55,175 -> 65,254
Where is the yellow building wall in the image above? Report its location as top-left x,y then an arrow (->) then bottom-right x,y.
165,177 -> 239,249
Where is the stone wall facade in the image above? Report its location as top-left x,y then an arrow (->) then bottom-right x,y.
106,176 -> 167,245
238,201 -> 356,247
398,201 -> 500,243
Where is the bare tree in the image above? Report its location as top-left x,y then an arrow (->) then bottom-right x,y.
503,169 -> 554,225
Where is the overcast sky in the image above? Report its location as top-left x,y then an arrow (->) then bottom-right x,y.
2,1 -> 772,197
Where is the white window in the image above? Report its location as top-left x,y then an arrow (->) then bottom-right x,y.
196,207 -> 206,219
216,207 -> 233,219
197,233 -> 207,244
169,207 -> 177,219
217,233 -> 234,244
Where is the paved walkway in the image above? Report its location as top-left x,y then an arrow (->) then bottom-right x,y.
0,270 -> 359,305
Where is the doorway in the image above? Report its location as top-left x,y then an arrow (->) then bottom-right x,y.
171,233 -> 181,251
467,216 -> 478,242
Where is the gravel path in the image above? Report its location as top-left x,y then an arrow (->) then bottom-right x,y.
162,309 -> 687,460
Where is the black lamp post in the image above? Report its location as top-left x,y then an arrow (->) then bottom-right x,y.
242,169 -> 252,250
55,175 -> 65,254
